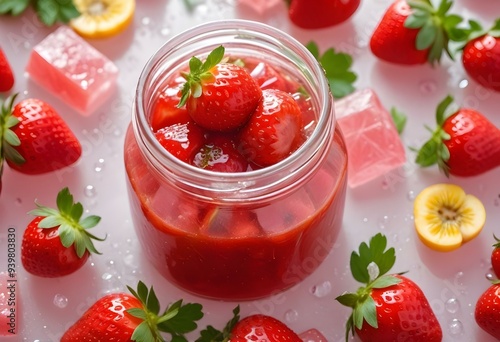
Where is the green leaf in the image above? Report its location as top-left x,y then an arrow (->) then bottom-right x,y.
335,292 -> 358,308
147,286 -> 160,316
416,20 -> 438,50
390,107 -> 407,134
36,0 -> 59,26
4,129 -> 20,146
159,302 -> 204,334
404,13 -> 428,29
59,224 -> 76,248
137,281 -> 149,304
80,215 -> 101,229
306,42 -> 357,99
189,57 -> 203,74
196,305 -> 239,342
0,0 -> 30,15
415,139 -> 439,167
435,95 -> 454,125
127,308 -> 148,320
202,45 -> 224,72
370,274 -> 402,289
131,321 -> 156,342
359,295 -> 378,328
56,187 -> 73,214
38,215 -> 63,228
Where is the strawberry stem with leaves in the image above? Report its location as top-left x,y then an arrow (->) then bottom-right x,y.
305,41 -> 357,99
29,187 -> 106,258
336,233 -> 404,341
127,281 -> 204,342
405,0 -> 468,64
196,305 -> 240,342
178,45 -> 225,108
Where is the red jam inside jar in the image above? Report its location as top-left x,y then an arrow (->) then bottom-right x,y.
124,20 -> 348,300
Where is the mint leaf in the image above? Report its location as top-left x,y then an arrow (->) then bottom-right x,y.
305,41 -> 357,99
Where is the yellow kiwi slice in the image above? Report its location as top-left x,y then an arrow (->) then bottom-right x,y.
413,183 -> 486,252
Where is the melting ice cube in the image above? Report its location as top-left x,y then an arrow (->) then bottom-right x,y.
26,26 -> 119,115
335,88 -> 406,188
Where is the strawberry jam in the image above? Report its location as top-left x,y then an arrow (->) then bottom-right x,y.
124,20 -> 348,300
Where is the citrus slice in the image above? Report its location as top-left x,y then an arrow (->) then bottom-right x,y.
413,183 -> 486,252
70,0 -> 135,39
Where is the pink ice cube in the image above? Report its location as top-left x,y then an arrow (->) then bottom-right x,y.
0,272 -> 18,337
335,88 -> 406,188
238,0 -> 282,14
26,26 -> 118,115
299,328 -> 328,342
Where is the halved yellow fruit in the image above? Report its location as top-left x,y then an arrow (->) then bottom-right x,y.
70,0 -> 135,39
413,183 -> 486,252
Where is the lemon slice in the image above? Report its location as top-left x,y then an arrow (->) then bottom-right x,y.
70,0 -> 135,39
413,183 -> 486,252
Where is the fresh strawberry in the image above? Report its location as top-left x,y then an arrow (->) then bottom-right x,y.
492,235 -> 500,279
370,0 -> 465,65
21,187 -> 105,277
150,75 -> 190,131
62,281 -> 204,341
0,94 -> 81,176
461,19 -> 500,92
238,89 -> 304,167
192,135 -> 248,172
286,0 -> 360,29
336,233 -> 442,342
0,48 -> 14,92
415,95 -> 500,176
197,306 -> 301,342
178,45 -> 262,132
475,281 -> 500,340
154,121 -> 206,163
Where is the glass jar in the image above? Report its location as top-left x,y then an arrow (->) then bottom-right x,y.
124,19 -> 348,300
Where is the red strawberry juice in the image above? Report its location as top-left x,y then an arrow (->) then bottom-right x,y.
125,20 -> 348,300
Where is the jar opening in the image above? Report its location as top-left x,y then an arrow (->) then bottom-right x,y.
133,19 -> 334,201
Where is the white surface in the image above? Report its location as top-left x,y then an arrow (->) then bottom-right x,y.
1,0 -> 500,341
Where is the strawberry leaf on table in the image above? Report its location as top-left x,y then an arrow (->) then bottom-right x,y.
28,187 -> 105,258
305,41 -> 357,99
390,107 -> 407,134
0,0 -> 80,26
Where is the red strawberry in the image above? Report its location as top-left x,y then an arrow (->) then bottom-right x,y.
61,281 -> 204,341
154,121 -> 206,163
492,235 -> 500,279
198,306 -> 301,342
475,281 -> 500,340
238,89 -> 304,167
192,135 -> 248,172
178,45 -> 262,132
0,94 -> 81,176
150,74 -> 190,131
21,187 -> 105,277
415,95 -> 500,176
370,0 -> 464,65
246,59 -> 289,91
462,19 -> 500,92
0,48 -> 14,92
286,0 -> 360,29
336,233 -> 442,342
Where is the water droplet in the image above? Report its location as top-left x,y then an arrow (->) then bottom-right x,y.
94,158 -> 105,173
141,16 -> 151,26
419,80 -> 437,95
445,298 -> 460,313
377,215 -> 390,230
407,190 -> 415,201
108,260 -> 115,266
310,281 -> 331,298
53,294 -> 68,308
449,318 -> 463,335
458,79 -> 469,89
363,217 -> 368,223
102,272 -> 113,280
84,185 -> 97,197
284,309 -> 299,323
124,254 -> 138,268
113,128 -> 122,137
160,27 -> 171,36
486,272 -> 495,281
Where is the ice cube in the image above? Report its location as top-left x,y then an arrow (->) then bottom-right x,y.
299,328 -> 328,342
335,88 -> 406,188
0,272 -> 18,336
26,26 -> 118,115
238,0 -> 282,14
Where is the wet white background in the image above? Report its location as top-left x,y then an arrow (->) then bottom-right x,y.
1,0 -> 500,341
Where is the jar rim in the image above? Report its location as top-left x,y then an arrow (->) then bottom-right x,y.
133,19 -> 333,198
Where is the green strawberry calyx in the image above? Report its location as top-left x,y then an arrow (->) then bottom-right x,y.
177,45 -> 225,108
126,281 -> 204,342
335,233 -> 404,342
413,94 -> 459,177
493,234 -> 500,249
462,18 -> 500,46
195,305 -> 240,342
405,0 -> 468,64
29,187 -> 106,258
0,94 -> 26,174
